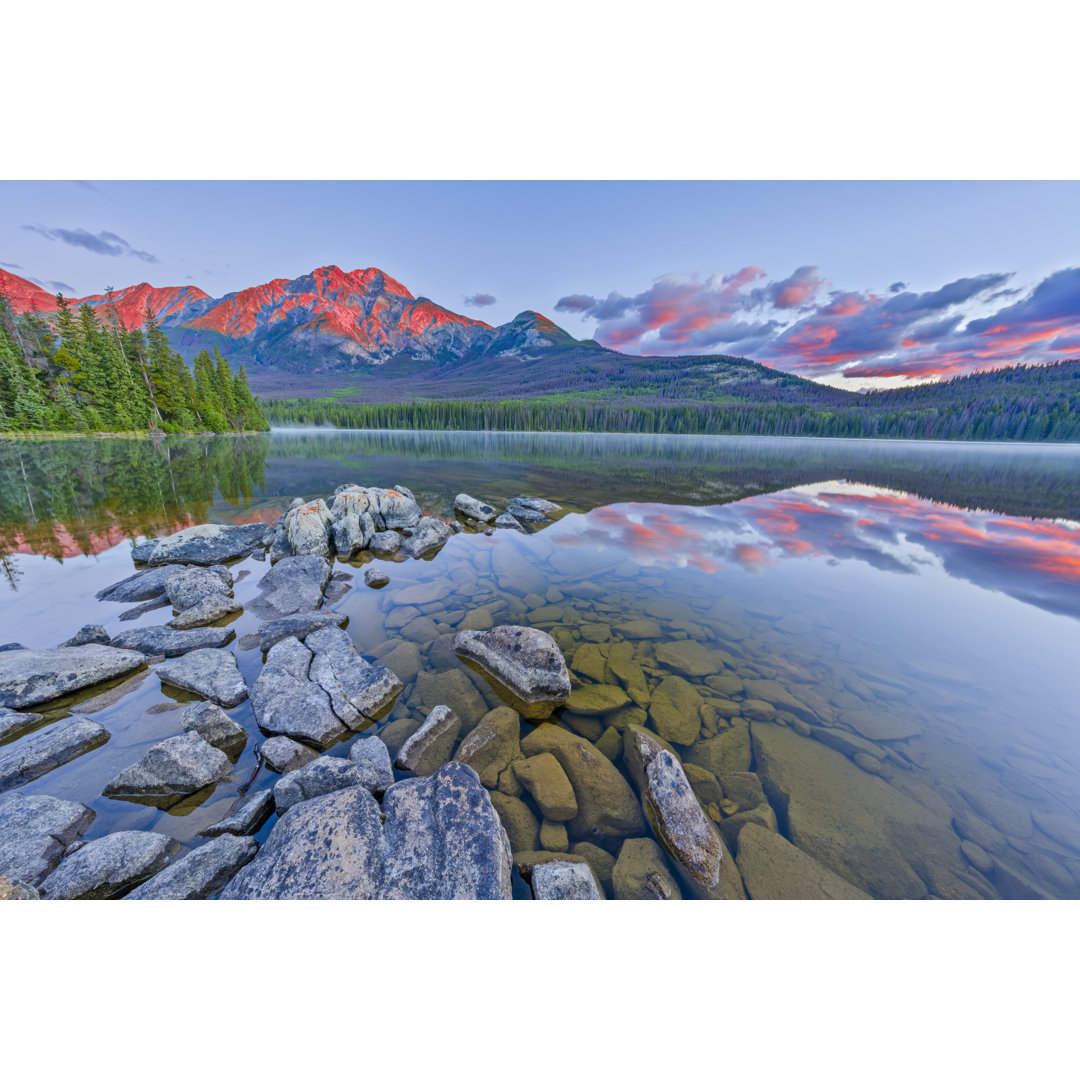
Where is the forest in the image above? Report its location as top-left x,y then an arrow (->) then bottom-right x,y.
0,294 -> 269,435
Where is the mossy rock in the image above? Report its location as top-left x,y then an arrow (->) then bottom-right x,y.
539,819 -> 570,852
377,716 -> 421,757
605,704 -> 649,731
452,705 -> 522,787
562,712 -> 605,742
611,837 -> 682,900
513,753 -> 578,822
595,727 -> 621,762
685,721 -> 751,776
490,791 -> 540,853
740,699 -> 777,722
570,842 -> 617,891
718,770 -> 767,812
716,803 -> 779,848
683,762 -> 724,807
648,676 -> 703,745
706,674 -> 744,697
570,642 -> 607,682
654,640 -> 727,677
566,683 -> 631,716
606,641 -> 650,706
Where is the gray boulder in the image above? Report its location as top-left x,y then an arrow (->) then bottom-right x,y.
221,763 -> 512,900
735,823 -> 872,900
0,645 -> 145,709
155,648 -> 248,707
250,638 -> 346,747
333,511 -> 375,559
97,564 -> 199,603
377,489 -> 423,529
40,831 -> 181,899
125,835 -> 259,899
0,792 -> 95,887
139,523 -> 268,566
0,706 -> 42,741
201,789 -> 275,837
103,731 -> 231,799
454,493 -> 497,522
253,555 -> 331,617
493,513 -> 526,532
285,499 -> 333,557
349,736 -> 395,796
513,497 -> 561,514
400,516 -> 454,558
58,625 -> 111,648
306,626 -> 403,726
167,594 -> 242,629
164,566 -> 232,611
274,756 -> 369,814
530,860 -> 604,900
364,567 -> 390,588
452,626 -> 571,704
179,701 -> 247,753
0,879 -> 39,899
255,610 -> 348,652
396,705 -> 462,776
505,501 -> 551,523
260,736 -> 318,774
368,531 -> 402,556
0,716 -> 110,794
109,625 -> 235,657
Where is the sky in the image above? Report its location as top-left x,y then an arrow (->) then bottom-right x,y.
2,180 -> 1078,389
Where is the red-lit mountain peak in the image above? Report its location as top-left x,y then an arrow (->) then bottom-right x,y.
0,268 -> 60,313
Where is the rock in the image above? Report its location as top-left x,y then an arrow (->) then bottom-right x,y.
513,497 -> 561,514
255,610 -> 348,652
164,567 -> 231,611
490,791 -> 540,853
348,736 -> 395,796
109,625 -> 235,657
274,756 -> 371,814
140,523 -> 268,566
400,516 -> 454,558
333,510 -> 375,559
606,641 -> 650,706
378,640 -> 421,682
0,716 -> 110,794
452,626 -> 571,705
539,819 -> 569,852
396,706 -> 462,776
156,648 -> 248,707
58,624 -> 111,648
521,725 -> 646,840
960,840 -> 995,874
613,618 -> 662,639
285,499 -> 333,557
268,532 -> 292,564
512,753 -> 578,821
126,835 -> 259,899
530,860 -> 603,899
250,638 -> 346,748
493,513 -> 525,532
1032,810 -> 1080,853
260,736 -> 318,773
717,805 -> 779,848
741,699 -> 778,722
452,706 -> 522,786
254,555 -> 332,617
569,842 -> 616,891
648,676 -> 703,745
167,594 -> 242,629
103,731 -> 231,799
565,683 -> 631,715
0,878 -> 39,899
0,792 -> 95,887
838,707 -> 922,742
654,640 -> 725,677
621,725 -> 681,792
0,645 -> 145,709
41,831 -> 182,899
117,598 -> 171,622
306,626 -> 403,725
0,706 -> 42,742
222,763 -> 512,899
179,701 -> 247,753
411,670 -> 488,726
454,493 -> 498,522
97,565 -> 185,603
376,489 -> 423,529
201,790 -> 275,837
364,567 -> 390,588
505,502 -> 550,523
735,824 -> 872,899
612,838 -> 682,900
685,721 -> 752,775
368,531 -> 402,556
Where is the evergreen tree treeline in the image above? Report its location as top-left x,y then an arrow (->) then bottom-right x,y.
0,293 -> 269,435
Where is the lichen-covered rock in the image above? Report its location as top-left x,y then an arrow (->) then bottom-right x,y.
253,555 -> 332,617
565,683 -> 631,716
125,835 -> 259,899
40,831 -> 181,899
139,522 -> 268,566
201,789 -> 275,837
58,625 -> 111,649
512,753 -> 578,822
156,648 -> 248,708
654,640 -> 727,677
260,735 -> 318,773
250,638 -> 346,748
452,625 -> 571,704
0,716 -> 110,794
0,706 -> 42,742
735,824 -> 872,900
164,566 -> 232,611
285,499 -> 334,558
0,792 -> 95,887
612,837 -> 682,900
396,706 -> 462,776
400,516 -> 454,558
348,736 -> 394,796
368,531 -> 402,556
179,701 -> 247,753
530,860 -> 604,900
455,493 -> 497,522
0,878 -> 39,899
109,624 -> 235,657
255,610 -> 348,652
103,731 -> 231,799
167,594 -> 242,629
274,756 -> 371,814
452,706 -> 522,787
0,645 -> 145,709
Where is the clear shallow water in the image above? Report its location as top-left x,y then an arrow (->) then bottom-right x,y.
2,430 -> 1079,898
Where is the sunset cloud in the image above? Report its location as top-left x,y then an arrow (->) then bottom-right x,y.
464,292 -> 497,307
21,224 -> 159,263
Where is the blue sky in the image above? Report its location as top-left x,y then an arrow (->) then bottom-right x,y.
3,180 -> 1078,386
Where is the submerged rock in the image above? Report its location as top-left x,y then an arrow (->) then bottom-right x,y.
139,523 -> 268,566
530,860 -> 604,899
454,493 -> 497,522
126,835 -> 259,899
0,716 -> 110,794
735,824 -> 872,900
0,792 -> 95,887
102,731 -> 231,799
0,706 -> 42,742
260,735 -> 318,773
255,610 -> 348,652
512,753 -> 577,822
179,701 -> 247,753
109,625 -> 235,657
452,706 -> 522,788
253,555 -> 332,617
58,625 -> 111,649
0,645 -> 145,709
612,837 -> 682,900
156,649 -> 248,708
250,638 -> 346,748
41,831 -> 181,899
396,705 -> 462,776
201,789 -> 275,837
452,626 -> 571,705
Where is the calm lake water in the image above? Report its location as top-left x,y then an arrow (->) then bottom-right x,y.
2,429 -> 1079,899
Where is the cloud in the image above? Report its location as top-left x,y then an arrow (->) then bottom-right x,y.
21,225 -> 158,263
0,261 -> 22,270
463,292 -> 497,307
554,293 -> 597,313
889,281 -> 907,293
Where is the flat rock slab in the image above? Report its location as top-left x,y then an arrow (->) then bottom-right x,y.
126,835 -> 259,899
109,625 -> 235,657
348,737 -> 394,796
40,831 -> 181,899
256,611 -> 348,652
139,523 -> 268,566
97,565 -> 192,603
164,567 -> 232,611
221,762 -> 512,900
250,638 -> 346,748
0,716 -> 110,794
180,701 -> 247,753
201,790 -> 275,837
253,555 -> 331,617
260,736 -> 318,773
530,860 -> 604,899
103,731 -> 231,799
0,645 -> 146,709
306,626 -> 403,726
0,706 -> 42,741
735,823 -> 872,900
0,792 -> 95,887
274,756 -> 371,814
396,705 -> 462,776
452,626 -> 571,704
167,595 -> 242,630
156,649 -> 248,708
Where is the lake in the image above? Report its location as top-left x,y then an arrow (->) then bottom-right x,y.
2,429 -> 1079,899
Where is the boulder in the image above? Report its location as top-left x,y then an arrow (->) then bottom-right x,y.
103,731 -> 231,799
250,638 -> 346,748
513,497 -> 561,514
260,736 -> 318,773
348,736 -> 395,796
504,502 -> 550,523
364,567 -> 390,588
285,499 -> 334,557
333,511 -> 376,559
125,836 -> 259,899
0,716 -> 110,794
139,522 -> 268,566
0,706 -> 42,742
493,514 -> 525,532
455,493 -> 497,523
565,683 -> 631,715
648,676 -> 703,745
0,645 -> 145,709
452,706 -> 522,787
109,625 -> 235,657
253,555 -> 332,617
179,701 -> 247,753
612,837 -> 682,900
274,757 -> 371,814
368,531 -> 402,556
735,824 -> 872,900
97,565 -> 188,603
58,625 -> 111,648
621,725 -> 681,792
167,595 -> 242,629
520,725 -> 645,840
530,860 -> 604,900
377,489 -> 423,530
400,516 -> 454,558
201,789 -> 275,837
452,626 -> 571,704
512,753 -> 578,821
156,648 -> 248,707
255,610 -> 348,652
654,640 -> 726,677
40,831 -> 181,899
164,567 -> 231,611
396,706 -> 462,776
489,791 -> 540,853
0,792 -> 95,887
306,626 -> 403,725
